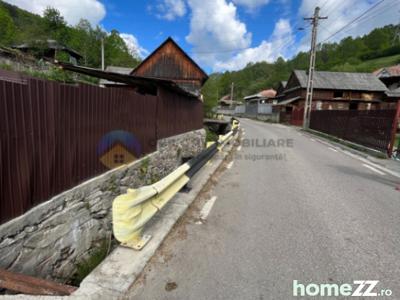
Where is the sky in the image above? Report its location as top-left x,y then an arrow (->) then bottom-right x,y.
4,0 -> 400,73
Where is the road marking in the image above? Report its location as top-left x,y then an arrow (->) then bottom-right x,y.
363,164 -> 386,175
226,161 -> 234,169
237,145 -> 242,151
328,147 -> 338,152
199,196 -> 217,221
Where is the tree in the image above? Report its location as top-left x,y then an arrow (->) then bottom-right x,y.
0,7 -> 15,45
42,7 -> 69,43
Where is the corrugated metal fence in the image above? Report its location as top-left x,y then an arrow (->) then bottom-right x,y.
0,70 -> 203,224
309,109 -> 397,153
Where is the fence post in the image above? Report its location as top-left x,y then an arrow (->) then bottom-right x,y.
388,100 -> 400,157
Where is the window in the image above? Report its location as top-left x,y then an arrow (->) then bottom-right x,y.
349,102 -> 358,110
333,91 -> 343,98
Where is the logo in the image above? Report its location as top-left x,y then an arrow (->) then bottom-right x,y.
293,280 -> 393,297
97,130 -> 141,170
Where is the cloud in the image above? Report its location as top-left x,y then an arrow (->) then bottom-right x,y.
152,0 -> 187,20
214,19 -> 294,71
232,0 -> 271,10
3,0 -> 106,25
120,33 -> 149,58
186,0 -> 251,67
299,0 -> 399,46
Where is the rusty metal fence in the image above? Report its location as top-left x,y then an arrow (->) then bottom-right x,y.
0,70 -> 203,224
309,109 -> 397,154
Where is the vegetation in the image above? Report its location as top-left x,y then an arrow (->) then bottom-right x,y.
70,238 -> 112,286
0,1 -> 141,69
202,24 -> 400,114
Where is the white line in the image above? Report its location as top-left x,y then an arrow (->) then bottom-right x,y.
362,164 -> 386,176
199,196 -> 217,220
237,145 -> 242,151
226,161 -> 234,169
328,147 -> 338,152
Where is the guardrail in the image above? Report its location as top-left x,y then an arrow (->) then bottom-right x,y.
113,120 -> 240,250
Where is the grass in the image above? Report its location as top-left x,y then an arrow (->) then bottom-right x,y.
69,239 -> 112,286
394,134 -> 400,150
332,54 -> 400,73
205,127 -> 218,142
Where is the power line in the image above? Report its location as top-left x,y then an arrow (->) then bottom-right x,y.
337,0 -> 399,38
320,0 -> 386,43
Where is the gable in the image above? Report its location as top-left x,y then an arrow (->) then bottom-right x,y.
285,72 -> 302,90
131,38 -> 208,85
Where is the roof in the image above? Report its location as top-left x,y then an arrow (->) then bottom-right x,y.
373,65 -> 400,78
13,40 -> 82,59
131,37 -> 208,84
385,87 -> 400,98
56,61 -> 200,98
99,66 -> 134,86
280,81 -> 287,88
275,96 -> 300,106
220,94 -> 231,101
293,70 -> 388,92
244,89 -> 277,101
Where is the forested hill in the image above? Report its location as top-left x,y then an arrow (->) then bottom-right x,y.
0,0 -> 140,68
202,24 -> 400,113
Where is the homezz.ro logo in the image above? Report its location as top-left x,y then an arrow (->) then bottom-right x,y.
293,280 -> 393,297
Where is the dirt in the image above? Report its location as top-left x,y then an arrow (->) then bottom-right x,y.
165,282 -> 178,291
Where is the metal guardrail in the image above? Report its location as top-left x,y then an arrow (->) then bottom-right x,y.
113,120 -> 240,250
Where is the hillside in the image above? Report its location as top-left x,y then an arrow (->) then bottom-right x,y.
0,0 -> 140,69
203,24 -> 400,114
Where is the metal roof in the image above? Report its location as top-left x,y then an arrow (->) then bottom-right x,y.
56,61 -> 200,98
99,66 -> 134,86
373,65 -> 400,78
275,96 -> 300,106
13,40 -> 82,59
293,70 -> 388,92
244,89 -> 276,101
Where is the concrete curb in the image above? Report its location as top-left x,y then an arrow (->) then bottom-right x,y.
0,134 -> 238,300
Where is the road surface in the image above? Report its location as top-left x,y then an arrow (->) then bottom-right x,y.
127,118 -> 400,299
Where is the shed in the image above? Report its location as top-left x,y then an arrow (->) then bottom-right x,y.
131,37 -> 208,97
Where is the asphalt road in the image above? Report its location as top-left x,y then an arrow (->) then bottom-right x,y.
127,118 -> 400,300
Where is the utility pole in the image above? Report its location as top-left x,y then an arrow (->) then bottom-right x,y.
230,82 -> 234,108
303,6 -> 327,129
101,38 -> 105,71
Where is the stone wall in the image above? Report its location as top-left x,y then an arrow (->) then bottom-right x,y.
0,129 -> 205,283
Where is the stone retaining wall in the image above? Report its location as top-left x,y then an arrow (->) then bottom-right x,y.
0,129 -> 205,282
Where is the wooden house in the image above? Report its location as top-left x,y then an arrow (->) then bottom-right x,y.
131,37 -> 208,98
276,70 -> 388,112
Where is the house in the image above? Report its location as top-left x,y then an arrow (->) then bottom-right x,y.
130,37 -> 208,98
13,40 -> 82,65
215,94 -> 243,115
99,66 -> 134,87
244,89 -> 277,115
244,89 -> 277,104
276,70 -> 388,112
374,65 -> 400,104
